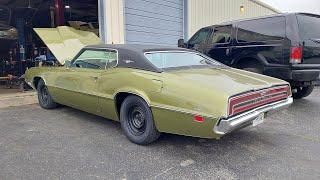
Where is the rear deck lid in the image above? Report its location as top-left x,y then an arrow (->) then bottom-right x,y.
33,26 -> 102,65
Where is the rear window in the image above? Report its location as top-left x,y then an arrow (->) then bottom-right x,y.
237,17 -> 285,42
297,14 -> 320,40
144,52 -> 221,69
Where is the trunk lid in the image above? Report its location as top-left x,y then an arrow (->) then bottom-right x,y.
33,26 -> 102,65
165,67 -> 286,97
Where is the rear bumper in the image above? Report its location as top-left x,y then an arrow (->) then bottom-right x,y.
213,97 -> 293,136
265,65 -> 320,82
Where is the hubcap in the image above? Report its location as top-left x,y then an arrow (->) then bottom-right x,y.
127,106 -> 146,135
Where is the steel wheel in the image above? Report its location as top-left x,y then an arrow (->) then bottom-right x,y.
120,95 -> 160,145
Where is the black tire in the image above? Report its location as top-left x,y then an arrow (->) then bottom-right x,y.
37,79 -> 58,109
120,95 -> 160,145
292,85 -> 314,99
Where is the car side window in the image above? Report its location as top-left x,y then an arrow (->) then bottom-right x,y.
236,17 -> 285,43
188,28 -> 211,46
73,49 -> 117,69
211,25 -> 232,44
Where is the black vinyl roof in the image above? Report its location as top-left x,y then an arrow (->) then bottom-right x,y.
84,44 -> 196,72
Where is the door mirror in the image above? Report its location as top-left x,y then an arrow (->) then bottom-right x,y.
64,60 -> 71,68
178,39 -> 185,48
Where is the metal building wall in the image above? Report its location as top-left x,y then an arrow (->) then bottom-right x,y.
99,0 -> 125,44
187,0 -> 280,38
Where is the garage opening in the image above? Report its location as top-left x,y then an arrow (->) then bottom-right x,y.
0,0 -> 99,94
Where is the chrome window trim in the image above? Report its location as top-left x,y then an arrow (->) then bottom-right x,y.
71,47 -> 119,70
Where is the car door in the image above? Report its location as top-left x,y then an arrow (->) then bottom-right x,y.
94,49 -> 119,120
57,49 -> 109,114
205,25 -> 233,65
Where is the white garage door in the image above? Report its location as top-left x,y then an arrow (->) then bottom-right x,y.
124,0 -> 184,46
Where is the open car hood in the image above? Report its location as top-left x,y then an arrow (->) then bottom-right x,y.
33,26 -> 102,65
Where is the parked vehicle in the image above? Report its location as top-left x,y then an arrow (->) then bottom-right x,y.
25,44 -> 293,144
179,13 -> 320,99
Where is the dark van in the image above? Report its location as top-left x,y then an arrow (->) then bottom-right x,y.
179,13 -> 320,98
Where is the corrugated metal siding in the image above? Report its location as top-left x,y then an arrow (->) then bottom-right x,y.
124,0 -> 184,46
187,0 -> 279,38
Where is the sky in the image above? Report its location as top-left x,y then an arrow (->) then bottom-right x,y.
261,0 -> 320,14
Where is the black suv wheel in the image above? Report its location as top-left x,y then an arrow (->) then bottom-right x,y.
292,85 -> 314,99
120,95 -> 160,145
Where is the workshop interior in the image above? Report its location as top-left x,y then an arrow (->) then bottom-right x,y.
0,0 -> 99,93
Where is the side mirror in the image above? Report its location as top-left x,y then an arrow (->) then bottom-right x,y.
64,60 -> 71,68
178,39 -> 185,48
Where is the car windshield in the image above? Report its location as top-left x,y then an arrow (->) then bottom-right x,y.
144,51 -> 223,70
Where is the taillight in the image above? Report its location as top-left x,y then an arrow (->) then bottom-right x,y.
228,86 -> 290,116
290,46 -> 302,64
287,85 -> 292,97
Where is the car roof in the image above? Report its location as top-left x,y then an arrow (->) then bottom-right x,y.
85,44 -> 192,53
83,44 -> 196,73
201,12 -> 320,27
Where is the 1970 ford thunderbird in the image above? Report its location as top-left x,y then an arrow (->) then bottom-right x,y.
25,44 -> 293,144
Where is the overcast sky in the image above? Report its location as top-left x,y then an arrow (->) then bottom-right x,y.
261,0 -> 320,14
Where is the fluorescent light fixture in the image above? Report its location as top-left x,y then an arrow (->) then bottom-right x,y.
240,6 -> 245,13
65,5 -> 70,9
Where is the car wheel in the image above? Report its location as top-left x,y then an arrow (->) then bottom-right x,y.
120,95 -> 160,145
37,79 -> 58,109
292,85 -> 314,99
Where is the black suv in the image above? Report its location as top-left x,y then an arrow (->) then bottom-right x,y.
179,13 -> 320,99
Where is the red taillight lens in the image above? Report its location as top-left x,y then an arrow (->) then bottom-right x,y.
194,115 -> 204,122
290,46 -> 302,64
228,86 -> 290,116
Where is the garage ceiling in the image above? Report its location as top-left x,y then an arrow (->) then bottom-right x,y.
0,0 -> 98,23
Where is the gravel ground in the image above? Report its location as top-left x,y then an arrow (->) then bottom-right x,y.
0,88 -> 319,180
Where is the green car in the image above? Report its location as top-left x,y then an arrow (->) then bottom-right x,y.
25,44 -> 293,144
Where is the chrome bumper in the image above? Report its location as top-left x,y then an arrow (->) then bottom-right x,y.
213,97 -> 293,135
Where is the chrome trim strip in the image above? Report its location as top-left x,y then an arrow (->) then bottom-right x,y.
72,47 -> 119,69
49,85 -> 114,100
151,104 -> 215,119
214,97 -> 293,135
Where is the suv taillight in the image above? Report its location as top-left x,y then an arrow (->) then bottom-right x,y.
290,46 -> 302,64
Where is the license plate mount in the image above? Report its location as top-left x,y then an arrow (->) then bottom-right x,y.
252,113 -> 264,126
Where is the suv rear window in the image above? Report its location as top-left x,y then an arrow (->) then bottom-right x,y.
297,14 -> 320,40
237,17 -> 285,42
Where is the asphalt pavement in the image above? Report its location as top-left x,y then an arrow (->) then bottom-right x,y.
0,88 -> 320,180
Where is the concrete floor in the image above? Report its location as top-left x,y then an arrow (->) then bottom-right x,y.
0,88 -> 319,179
